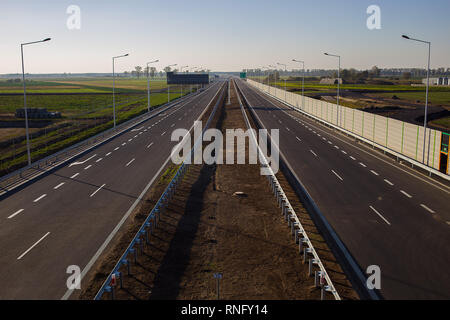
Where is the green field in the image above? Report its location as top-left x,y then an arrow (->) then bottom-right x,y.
0,78 -> 184,94
0,78 -> 195,175
430,116 -> 450,129
376,91 -> 450,105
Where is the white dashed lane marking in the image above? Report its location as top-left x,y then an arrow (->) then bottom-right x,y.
90,184 -> 106,198
54,182 -> 65,190
125,158 -> 135,167
17,232 -> 51,260
331,170 -> 344,181
400,190 -> 412,198
420,204 -> 435,214
384,179 -> 394,186
70,173 -> 79,179
8,209 -> 24,219
33,194 -> 47,203
369,206 -> 391,226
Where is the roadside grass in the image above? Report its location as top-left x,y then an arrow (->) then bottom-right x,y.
0,93 -> 138,116
375,91 -> 450,105
0,78 -> 185,94
430,116 -> 450,129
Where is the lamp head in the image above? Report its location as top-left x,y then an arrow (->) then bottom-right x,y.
402,35 -> 410,40
43,38 -> 51,42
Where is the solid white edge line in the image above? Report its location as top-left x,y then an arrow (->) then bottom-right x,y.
369,206 -> 391,226
17,232 -> 51,260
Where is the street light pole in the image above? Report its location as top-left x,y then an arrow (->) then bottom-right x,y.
292,59 -> 305,110
402,35 -> 431,165
165,64 -> 177,103
277,62 -> 287,101
146,59 -> 159,112
21,37 -> 51,166
112,53 -> 129,128
324,53 -> 341,126
179,65 -> 188,97
269,65 -> 276,94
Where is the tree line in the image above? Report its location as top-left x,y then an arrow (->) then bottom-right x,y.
123,66 -> 209,79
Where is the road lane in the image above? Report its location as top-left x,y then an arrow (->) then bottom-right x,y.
0,81 -> 225,299
237,79 -> 450,299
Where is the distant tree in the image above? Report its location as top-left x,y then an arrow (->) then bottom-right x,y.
370,66 -> 381,78
144,66 -> 150,78
135,66 -> 143,79
150,67 -> 157,78
163,66 -> 172,73
402,72 -> 412,80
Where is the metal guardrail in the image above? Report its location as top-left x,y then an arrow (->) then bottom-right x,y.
94,82 -> 226,300
248,80 -> 450,182
0,87 -> 211,197
233,79 -> 340,300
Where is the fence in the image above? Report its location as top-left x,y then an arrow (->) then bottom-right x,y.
247,79 -> 449,179
94,82 -> 226,300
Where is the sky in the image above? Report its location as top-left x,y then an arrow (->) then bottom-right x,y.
0,0 -> 449,74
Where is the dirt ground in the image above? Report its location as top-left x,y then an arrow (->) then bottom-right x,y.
80,80 -> 358,300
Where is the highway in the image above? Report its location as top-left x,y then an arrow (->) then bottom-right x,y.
0,81 -> 224,299
236,79 -> 450,299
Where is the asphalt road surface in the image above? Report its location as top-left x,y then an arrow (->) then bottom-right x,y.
0,81 -> 224,299
236,79 -> 450,300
